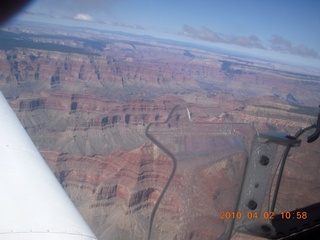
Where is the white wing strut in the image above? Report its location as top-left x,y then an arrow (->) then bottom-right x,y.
0,91 -> 97,240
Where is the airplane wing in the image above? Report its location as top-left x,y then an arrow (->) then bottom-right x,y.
0,90 -> 97,240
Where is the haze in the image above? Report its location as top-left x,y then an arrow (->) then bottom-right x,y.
7,0 -> 320,69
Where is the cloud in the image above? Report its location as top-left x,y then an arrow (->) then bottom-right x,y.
229,35 -> 264,49
183,25 -> 223,42
182,25 -> 265,49
110,21 -> 145,30
73,13 -> 94,21
182,25 -> 319,59
270,34 -> 318,58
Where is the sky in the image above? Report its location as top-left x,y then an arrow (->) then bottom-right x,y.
6,0 -> 320,68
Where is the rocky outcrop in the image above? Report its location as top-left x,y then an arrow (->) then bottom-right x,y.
42,142 -> 173,239
228,102 -> 316,129
13,93 -> 183,124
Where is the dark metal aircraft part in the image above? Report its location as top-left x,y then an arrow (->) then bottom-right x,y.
231,132 -> 301,239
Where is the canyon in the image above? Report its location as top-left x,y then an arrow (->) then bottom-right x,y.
0,23 -> 319,239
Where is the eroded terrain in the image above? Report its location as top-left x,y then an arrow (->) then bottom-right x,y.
0,24 -> 319,239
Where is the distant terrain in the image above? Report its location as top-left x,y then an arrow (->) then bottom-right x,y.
0,23 -> 319,240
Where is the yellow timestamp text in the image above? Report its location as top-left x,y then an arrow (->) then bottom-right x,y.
219,211 -> 274,220
219,211 -> 308,220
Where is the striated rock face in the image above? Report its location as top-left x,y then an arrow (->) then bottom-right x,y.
43,140 -> 247,240
0,25 -> 319,239
8,93 -> 186,156
42,142 -> 173,239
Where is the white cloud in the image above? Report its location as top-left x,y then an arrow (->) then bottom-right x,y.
73,13 -> 93,22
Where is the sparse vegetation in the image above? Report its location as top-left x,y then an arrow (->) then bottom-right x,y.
0,30 -> 98,55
